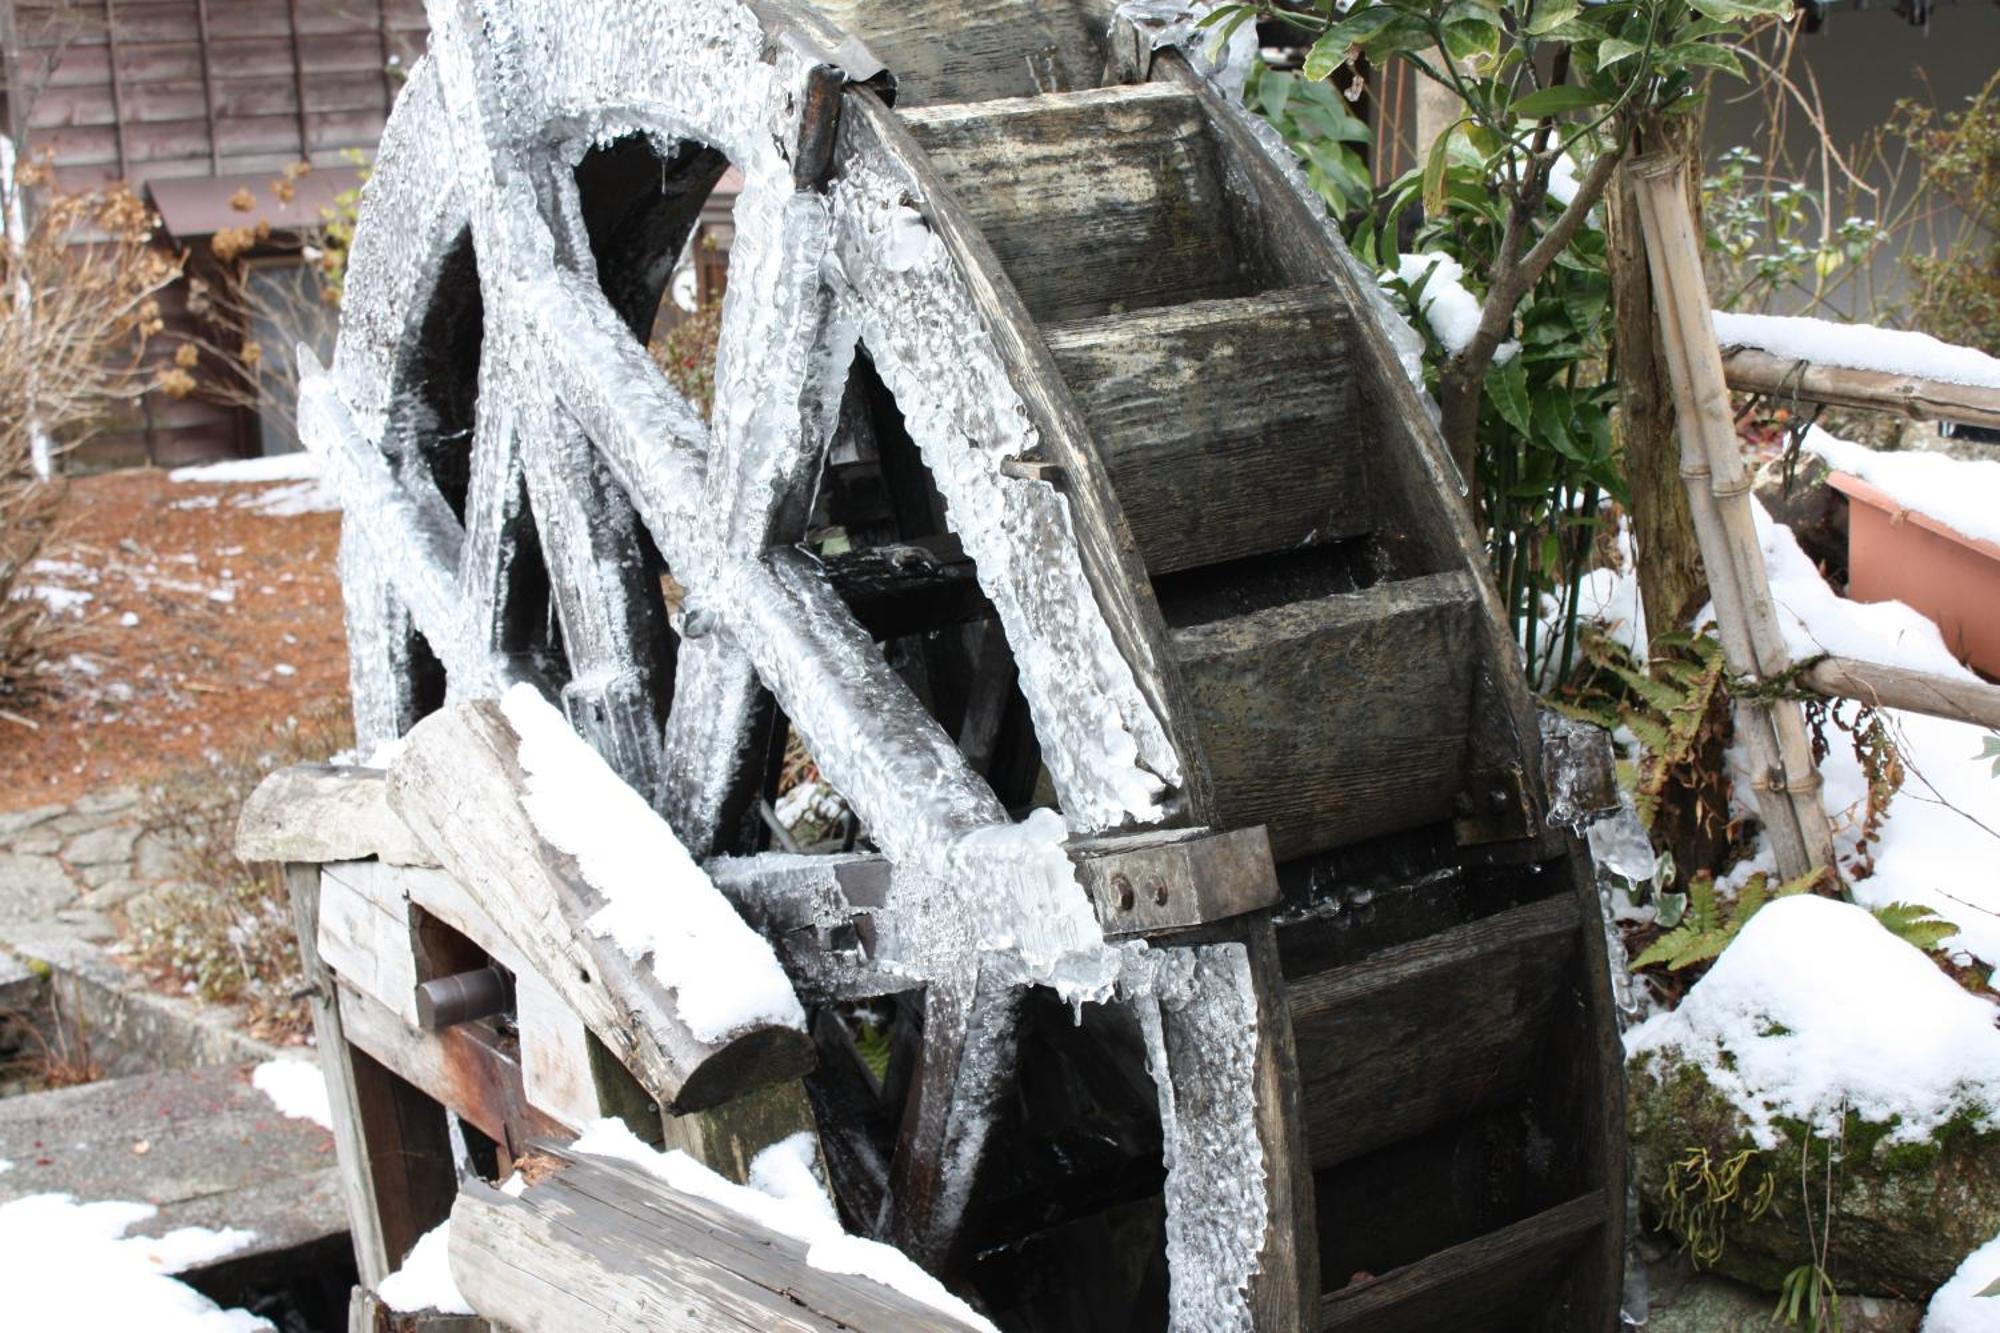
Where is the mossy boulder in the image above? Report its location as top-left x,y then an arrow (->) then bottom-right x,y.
1629,1048 -> 2000,1300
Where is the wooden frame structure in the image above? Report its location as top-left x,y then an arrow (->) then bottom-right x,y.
280,0 -> 1630,1326
1632,151 -> 2000,863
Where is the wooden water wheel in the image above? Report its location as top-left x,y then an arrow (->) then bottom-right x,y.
305,0 -> 1628,1327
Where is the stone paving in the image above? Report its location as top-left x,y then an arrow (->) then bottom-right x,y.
0,787 -> 348,1266
0,787 -> 176,943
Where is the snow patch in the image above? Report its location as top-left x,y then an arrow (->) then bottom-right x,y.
1714,312 -> 2000,391
1926,1230 -> 2000,1332
1805,425 -> 2000,552
1389,252 -> 1520,363
571,1119 -> 996,1331
0,1193 -> 265,1331
1627,896 -> 2000,1148
377,1219 -> 473,1315
168,453 -> 321,485
500,684 -> 805,1043
252,1059 -> 332,1131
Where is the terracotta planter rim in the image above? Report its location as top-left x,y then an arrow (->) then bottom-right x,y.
1827,469 -> 2000,564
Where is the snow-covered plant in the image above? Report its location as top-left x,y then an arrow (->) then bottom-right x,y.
1631,865 -> 1824,973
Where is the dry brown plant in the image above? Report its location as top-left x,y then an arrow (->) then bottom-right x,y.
2,156 -> 180,706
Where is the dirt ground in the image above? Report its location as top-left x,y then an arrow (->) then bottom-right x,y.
2,465 -> 349,813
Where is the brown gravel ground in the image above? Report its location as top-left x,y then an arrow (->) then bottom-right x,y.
0,466 -> 348,813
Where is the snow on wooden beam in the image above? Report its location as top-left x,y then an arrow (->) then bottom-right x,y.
1721,347 -> 2000,431
446,1147 -> 989,1332
236,765 -> 439,869
386,693 -> 815,1114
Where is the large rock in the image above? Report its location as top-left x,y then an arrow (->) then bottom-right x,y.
1629,1050 -> 2000,1300
1644,1247 -> 1922,1333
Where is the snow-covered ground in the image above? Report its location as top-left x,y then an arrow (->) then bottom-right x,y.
168,452 -> 338,517
0,1193 -> 267,1331
1580,430 -> 2000,1327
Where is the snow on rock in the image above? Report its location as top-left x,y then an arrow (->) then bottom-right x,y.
1714,311 -> 2000,391
252,1059 -> 332,1131
572,1118 -> 997,1331
167,453 -> 321,485
500,683 -> 805,1043
377,1219 -> 473,1316
1805,425 -> 2000,551
1626,895 -> 2000,1149
1927,1231 -> 2000,1332
0,1193 -> 266,1331
1387,252 -> 1519,364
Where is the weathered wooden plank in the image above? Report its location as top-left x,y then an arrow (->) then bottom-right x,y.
287,865 -> 396,1289
1157,55 -> 1554,849
1046,290 -> 1367,575
335,978 -> 571,1158
841,89 -> 1218,824
1287,894 -> 1580,1169
1069,825 -> 1280,937
901,84 -> 1254,324
237,765 -> 439,868
1319,1191 -> 1606,1332
387,698 -> 816,1114
319,862 -> 423,1028
447,1150 -> 987,1331
809,0 -> 1103,105
1172,572 -> 1481,858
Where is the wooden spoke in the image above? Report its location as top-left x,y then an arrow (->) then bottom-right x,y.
659,176 -> 853,853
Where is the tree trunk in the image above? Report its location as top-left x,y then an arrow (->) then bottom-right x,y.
1608,112 -> 1732,886
1607,112 -> 1709,644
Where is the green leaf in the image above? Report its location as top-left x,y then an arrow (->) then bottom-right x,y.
1422,118 -> 1458,217
1687,0 -> 1789,20
1874,901 -> 1961,952
1303,7 -> 1400,80
1526,0 -> 1581,34
1487,359 -> 1533,437
1662,41 -> 1747,78
1510,84 -> 1608,119
1596,36 -> 1646,67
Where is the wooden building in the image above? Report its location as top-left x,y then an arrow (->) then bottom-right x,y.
0,0 -> 427,466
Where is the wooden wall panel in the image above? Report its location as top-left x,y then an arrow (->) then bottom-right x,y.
8,0 -> 423,466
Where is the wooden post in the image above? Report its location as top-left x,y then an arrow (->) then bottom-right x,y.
1629,154 -> 1834,880
287,864 -> 457,1285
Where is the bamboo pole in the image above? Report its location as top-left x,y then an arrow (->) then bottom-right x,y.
1630,154 -> 1834,880
1805,657 -> 2000,731
1720,347 -> 2000,431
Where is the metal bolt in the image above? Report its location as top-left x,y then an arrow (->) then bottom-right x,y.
1148,877 -> 1169,907
1112,874 -> 1135,911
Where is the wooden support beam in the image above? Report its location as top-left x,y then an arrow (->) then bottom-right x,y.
387,698 -> 815,1114
348,1287 -> 487,1333
1069,826 -> 1280,937
1319,1191 -> 1606,1332
1805,656 -> 2000,730
238,766 -> 438,869
447,1149 -> 989,1331
287,865 -> 396,1288
1721,346 -> 2000,431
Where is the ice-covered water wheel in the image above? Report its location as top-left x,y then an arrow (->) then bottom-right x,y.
312,0 -> 1627,1328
